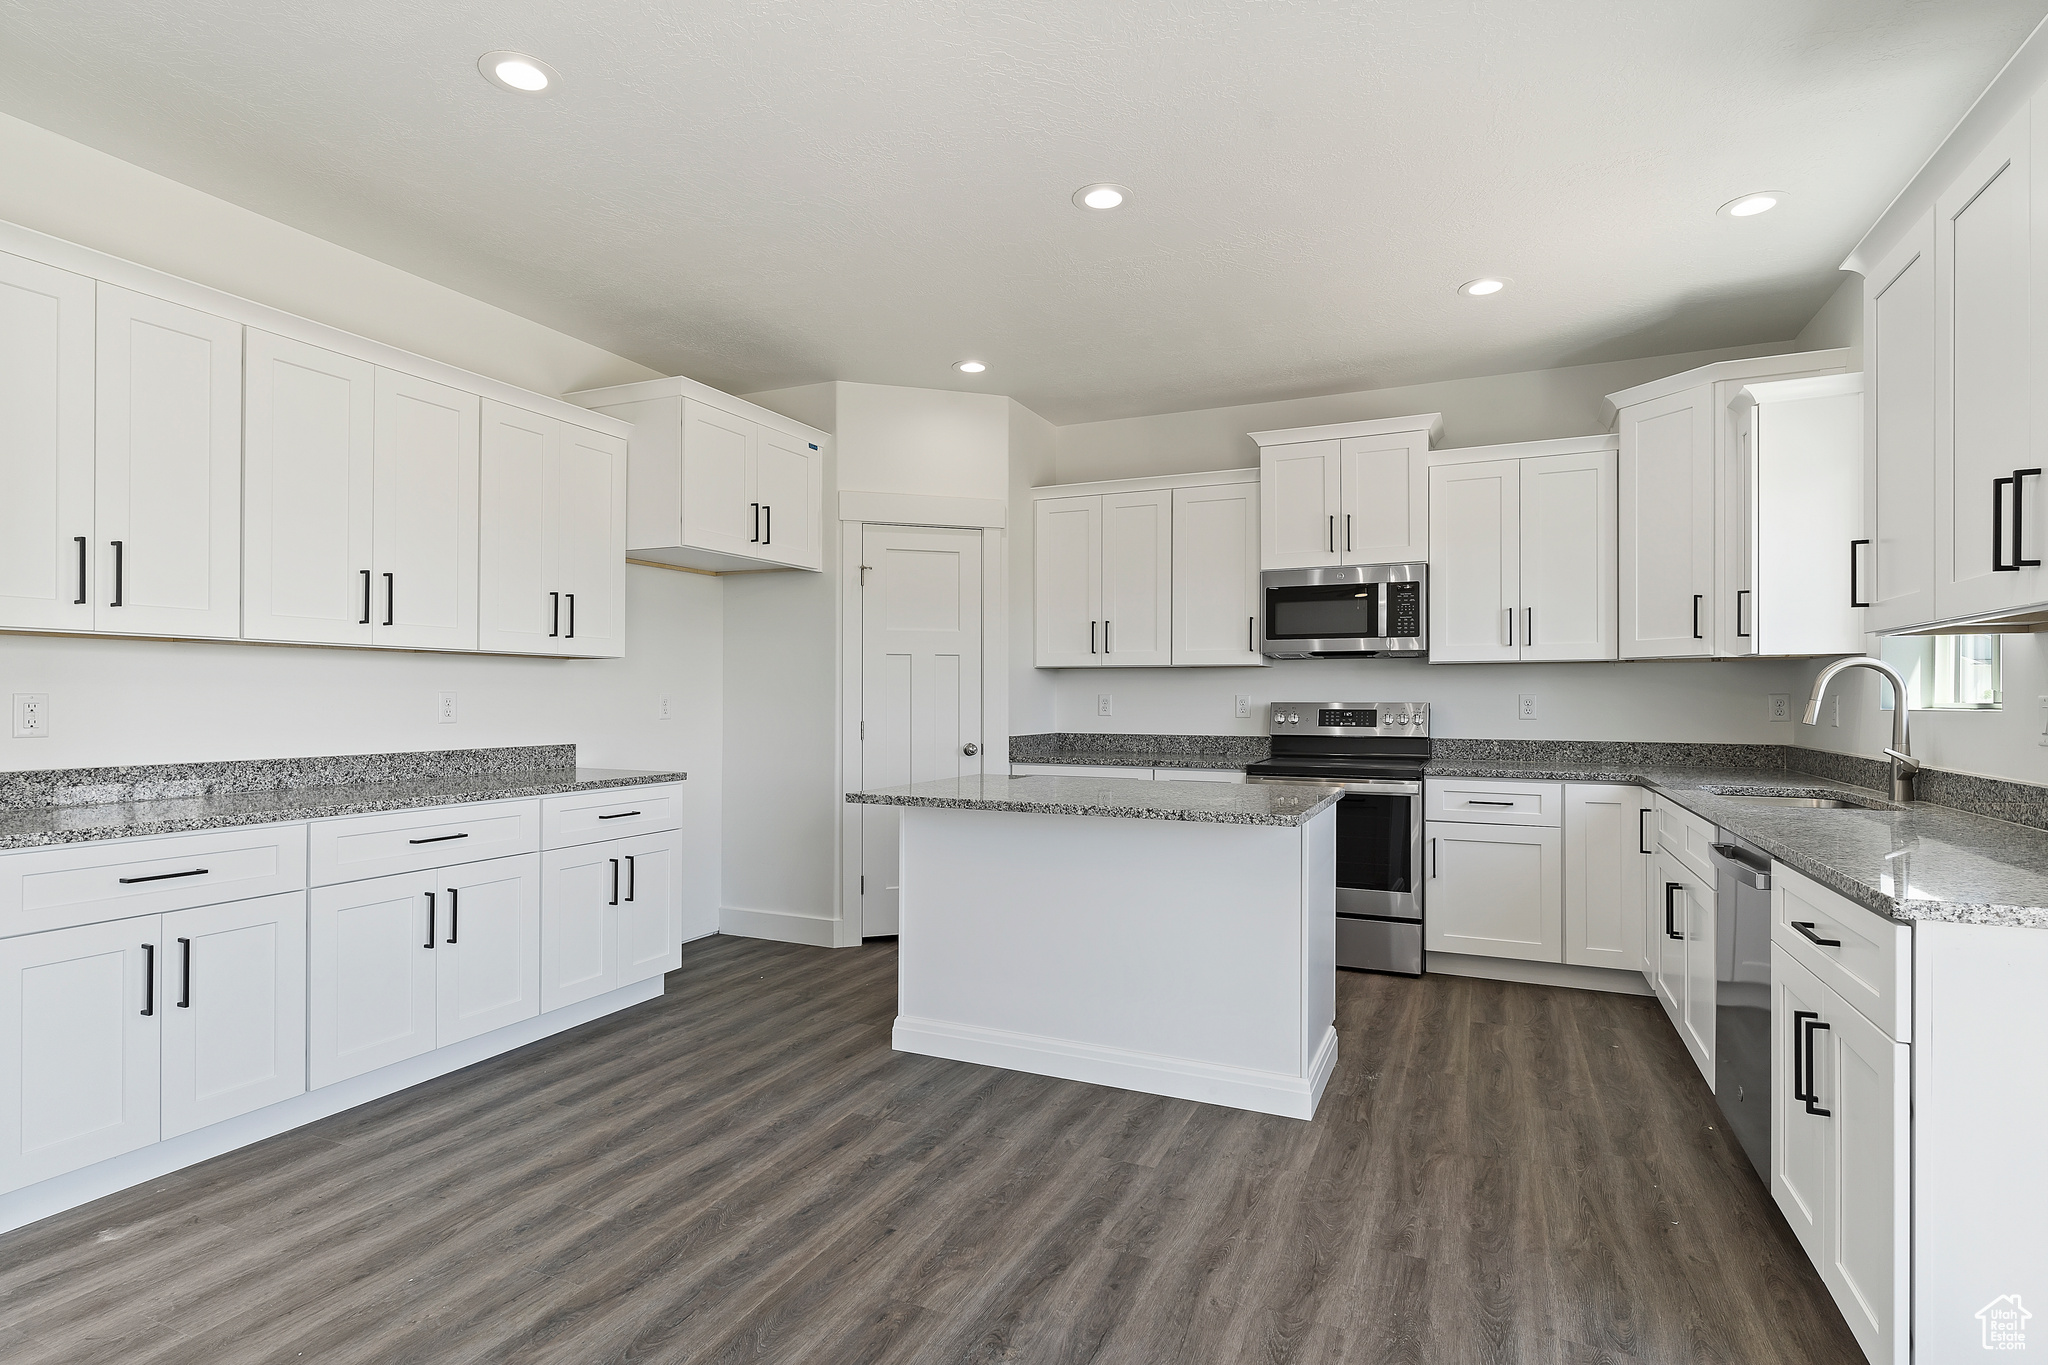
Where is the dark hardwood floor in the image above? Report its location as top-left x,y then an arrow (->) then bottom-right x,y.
0,934 -> 1865,1364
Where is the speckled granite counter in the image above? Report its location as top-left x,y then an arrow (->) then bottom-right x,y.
1008,733 -> 1267,771
1427,758 -> 2048,930
0,746 -> 686,851
849,774 -> 1338,827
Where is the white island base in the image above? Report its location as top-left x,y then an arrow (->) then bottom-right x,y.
890,802 -> 1337,1120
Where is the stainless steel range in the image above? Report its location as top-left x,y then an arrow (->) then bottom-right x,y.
1243,701 -> 1429,976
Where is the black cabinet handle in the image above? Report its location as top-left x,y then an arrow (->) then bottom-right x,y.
74,536 -> 87,605
1248,616 -> 1255,652
764,505 -> 772,545
609,858 -> 620,907
110,539 -> 123,607
1995,476 -> 2016,571
752,503 -> 761,543
424,891 -> 436,949
1328,515 -> 1335,553
550,591 -> 560,637
597,810 -> 641,820
1692,594 -> 1703,640
2017,469 -> 2042,568
1792,1009 -> 1817,1100
1090,620 -> 1097,654
1849,539 -> 1870,607
1735,588 -> 1751,638
1638,808 -> 1652,856
141,942 -> 155,1016
177,937 -> 191,1008
408,832 -> 468,845
566,593 -> 575,639
1345,514 -> 1352,553
1802,1017 -> 1833,1116
1664,882 -> 1684,940
384,572 -> 395,626
360,569 -> 372,624
1791,920 -> 1842,948
118,867 -> 208,885
625,855 -> 637,902
447,887 -> 458,944
1466,799 -> 1515,807
1104,619 -> 1111,653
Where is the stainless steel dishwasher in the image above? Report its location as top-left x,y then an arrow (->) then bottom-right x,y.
1710,832 -> 1773,1181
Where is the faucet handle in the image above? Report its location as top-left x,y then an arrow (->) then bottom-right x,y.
1883,748 -> 1922,773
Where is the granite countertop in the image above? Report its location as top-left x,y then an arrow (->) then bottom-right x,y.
1427,758 -> 2048,930
848,774 -> 1340,827
1013,750 -> 1257,771
0,765 -> 687,852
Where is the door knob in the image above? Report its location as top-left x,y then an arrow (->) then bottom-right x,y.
962,743 -> 980,756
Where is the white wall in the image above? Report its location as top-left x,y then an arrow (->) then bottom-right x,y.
1795,274 -> 1863,361
1007,400 -> 1060,737
835,383 -> 1011,500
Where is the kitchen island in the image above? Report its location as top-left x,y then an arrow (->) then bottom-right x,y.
847,774 -> 1340,1119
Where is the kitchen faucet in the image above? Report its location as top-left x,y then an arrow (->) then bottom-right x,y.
1802,656 -> 1919,802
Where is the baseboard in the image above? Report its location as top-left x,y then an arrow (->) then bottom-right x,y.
0,977 -> 664,1236
719,904 -> 839,947
892,1015 -> 1336,1121
1426,951 -> 1653,996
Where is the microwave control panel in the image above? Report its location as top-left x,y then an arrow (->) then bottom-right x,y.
1384,581 -> 1423,638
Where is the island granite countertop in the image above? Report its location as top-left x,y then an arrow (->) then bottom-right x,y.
848,774 -> 1339,827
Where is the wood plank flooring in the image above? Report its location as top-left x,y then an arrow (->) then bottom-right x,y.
0,934 -> 1865,1364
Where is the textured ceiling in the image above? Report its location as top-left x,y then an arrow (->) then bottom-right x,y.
0,0 -> 2041,423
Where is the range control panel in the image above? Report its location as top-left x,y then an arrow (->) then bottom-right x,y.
1268,702 -> 1430,736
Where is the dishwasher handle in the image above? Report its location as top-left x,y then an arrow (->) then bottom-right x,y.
1709,842 -> 1772,890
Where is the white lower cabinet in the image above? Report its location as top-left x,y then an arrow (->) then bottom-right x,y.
435,855 -> 542,1047
0,919 -> 161,1194
1651,851 -> 1715,1081
160,892 -> 306,1139
1424,819 -> 1562,962
1561,784 -> 1649,971
541,830 -> 680,1012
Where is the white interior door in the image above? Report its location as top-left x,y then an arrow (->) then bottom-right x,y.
680,398 -> 758,557
1864,213 -> 1938,632
161,891 -> 307,1139
1339,432 -> 1426,563
308,872 -> 439,1089
1619,388 -> 1714,658
1427,458 -> 1519,662
435,854 -> 541,1047
860,524 -> 985,938
1100,489 -> 1172,666
95,285 -> 243,639
755,427 -> 820,569
1171,483 -> 1262,666
0,251 -> 94,632
241,332 -> 374,646
1032,495 -> 1101,667
0,919 -> 160,1195
1260,440 -> 1341,568
555,423 -> 627,657
477,399 -> 561,655
374,369 -> 479,651
1521,449 -> 1617,661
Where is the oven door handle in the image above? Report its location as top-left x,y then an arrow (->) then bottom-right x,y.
1246,775 -> 1420,795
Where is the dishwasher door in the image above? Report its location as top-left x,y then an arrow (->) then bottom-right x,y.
1710,833 -> 1773,1182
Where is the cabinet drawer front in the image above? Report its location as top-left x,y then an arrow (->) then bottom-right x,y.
1425,779 -> 1562,826
541,785 -> 684,848
1,826 -> 308,938
1653,795 -> 1718,885
1772,863 -> 1910,1041
309,801 -> 539,886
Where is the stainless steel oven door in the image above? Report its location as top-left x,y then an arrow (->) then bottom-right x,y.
1248,777 -> 1423,920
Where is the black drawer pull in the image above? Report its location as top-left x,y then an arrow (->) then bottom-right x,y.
118,867 -> 209,885
408,832 -> 469,845
596,810 -> 641,820
177,938 -> 191,1008
1791,920 -> 1842,948
1466,799 -> 1515,807
1638,808 -> 1652,856
141,942 -> 155,1016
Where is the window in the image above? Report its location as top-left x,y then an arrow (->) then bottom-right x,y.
1879,634 -> 2002,710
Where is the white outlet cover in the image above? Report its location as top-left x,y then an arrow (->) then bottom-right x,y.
437,691 -> 458,724
1097,693 -> 1113,717
1517,693 -> 1537,720
1234,694 -> 1251,718
659,695 -> 674,720
1768,693 -> 1791,722
11,693 -> 49,738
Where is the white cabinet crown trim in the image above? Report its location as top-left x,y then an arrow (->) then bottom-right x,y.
1029,467 -> 1257,500
1601,348 -> 1849,425
1427,433 -> 1618,466
565,373 -> 827,446
1249,413 -> 1444,446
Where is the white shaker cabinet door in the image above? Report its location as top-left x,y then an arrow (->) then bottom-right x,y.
1100,489 -> 1173,667
680,398 -> 759,559
1427,458 -> 1520,663
613,830 -> 681,987
477,399 -> 562,655
1338,431 -> 1427,563
554,422 -> 628,658
1171,483 -> 1263,666
1817,981 -> 1911,1365
1618,388 -> 1714,658
433,854 -> 541,1047
95,285 -> 243,639
1260,439 -> 1342,569
1678,867 -> 1716,1081
1423,820 -> 1560,963
0,250 -> 95,633
1562,784 -> 1643,971
242,331 -> 375,646
0,919 -> 161,1195
1033,494 -> 1102,667
1863,213 -> 1938,633
160,892 -> 307,1139
754,425 -> 822,570
540,842 -> 621,1011
309,872 -> 440,1089
374,369 -> 480,652
1520,449 -> 1617,662
1772,948 -> 1831,1265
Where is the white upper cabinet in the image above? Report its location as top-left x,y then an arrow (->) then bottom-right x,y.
1429,438 -> 1616,663
565,382 -> 830,573
242,332 -> 375,646
95,286 -> 243,639
1171,482 -> 1264,666
1864,214 -> 1938,632
1254,414 -> 1439,570
1100,489 -> 1173,667
1934,105 -> 2043,621
477,400 -> 627,659
1731,375 -> 1865,657
1033,494 -> 1103,667
0,252 -> 94,633
372,369 -> 480,651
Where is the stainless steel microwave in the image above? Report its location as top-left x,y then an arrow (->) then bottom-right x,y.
1260,564 -> 1427,658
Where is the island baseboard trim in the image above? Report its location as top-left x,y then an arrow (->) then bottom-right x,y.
893,1015 -> 1337,1121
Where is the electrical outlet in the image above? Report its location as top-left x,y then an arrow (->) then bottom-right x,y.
1769,693 -> 1791,722
2037,695 -> 2048,746
11,694 -> 48,738
437,691 -> 458,724
659,695 -> 674,721
1096,693 -> 1114,717
1517,693 -> 1537,721
1235,694 -> 1251,719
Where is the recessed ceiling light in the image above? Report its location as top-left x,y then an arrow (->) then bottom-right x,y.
1072,183 -> 1130,211
1719,192 -> 1783,219
955,360 -> 987,374
1458,278 -> 1507,297
479,51 -> 558,94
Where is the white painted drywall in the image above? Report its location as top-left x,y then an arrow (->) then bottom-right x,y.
1008,400 -> 1060,737
1794,274 -> 1864,362
834,382 -> 1011,500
